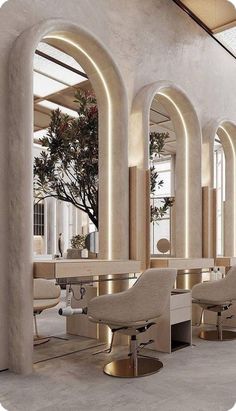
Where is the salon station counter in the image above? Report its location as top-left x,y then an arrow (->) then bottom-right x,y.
150,257 -> 214,270
215,257 -> 236,269
34,259 -> 141,279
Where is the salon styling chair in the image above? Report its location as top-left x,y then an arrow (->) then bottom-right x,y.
87,268 -> 177,378
34,279 -> 61,345
192,266 -> 236,341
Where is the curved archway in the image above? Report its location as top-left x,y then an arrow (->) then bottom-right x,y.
129,81 -> 202,265
203,120 -> 236,257
8,19 -> 128,373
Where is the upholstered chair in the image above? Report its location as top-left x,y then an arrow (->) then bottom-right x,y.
192,266 -> 236,341
33,279 -> 61,345
87,268 -> 177,378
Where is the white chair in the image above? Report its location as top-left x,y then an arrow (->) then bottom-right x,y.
33,279 -> 61,345
192,266 -> 236,341
87,268 -> 177,377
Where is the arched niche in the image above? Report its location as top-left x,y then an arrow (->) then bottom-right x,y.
129,81 -> 202,266
8,20 -> 128,374
203,120 -> 236,257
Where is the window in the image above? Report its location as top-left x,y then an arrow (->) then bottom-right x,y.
33,202 -> 44,236
150,158 -> 172,255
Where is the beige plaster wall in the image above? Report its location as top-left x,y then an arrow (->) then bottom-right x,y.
0,0 -> 236,373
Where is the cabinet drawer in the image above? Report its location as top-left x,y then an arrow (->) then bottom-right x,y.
171,293 -> 191,310
171,306 -> 192,325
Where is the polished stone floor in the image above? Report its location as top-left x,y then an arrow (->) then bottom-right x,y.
1,302 -> 236,411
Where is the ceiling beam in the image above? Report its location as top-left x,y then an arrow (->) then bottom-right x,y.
35,49 -> 88,79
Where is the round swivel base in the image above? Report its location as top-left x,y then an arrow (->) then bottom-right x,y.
199,330 -> 236,341
103,357 -> 163,378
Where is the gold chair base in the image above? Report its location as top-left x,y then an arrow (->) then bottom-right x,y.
103,357 -> 163,378
199,330 -> 236,341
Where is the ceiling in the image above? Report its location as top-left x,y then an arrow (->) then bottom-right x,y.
33,42 -> 90,143
175,0 -> 236,57
33,42 -> 176,154
179,0 -> 236,33
150,97 -> 176,156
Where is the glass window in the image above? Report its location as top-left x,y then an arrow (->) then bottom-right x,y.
37,43 -> 85,74
34,53 -> 85,87
150,158 -> 172,255
33,71 -> 68,97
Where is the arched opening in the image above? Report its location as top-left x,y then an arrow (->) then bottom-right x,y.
203,121 -> 236,257
8,20 -> 128,374
129,82 -> 202,267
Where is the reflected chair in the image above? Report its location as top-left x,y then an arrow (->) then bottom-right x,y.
192,266 -> 236,341
33,279 -> 61,345
87,268 -> 177,378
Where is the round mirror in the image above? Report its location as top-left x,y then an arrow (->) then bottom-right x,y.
156,238 -> 170,254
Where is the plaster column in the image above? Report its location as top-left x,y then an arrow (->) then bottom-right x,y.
8,32 -> 34,374
46,197 -> 56,255
8,19 -> 129,374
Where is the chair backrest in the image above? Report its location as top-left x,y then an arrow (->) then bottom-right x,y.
88,268 -> 177,324
224,266 -> 236,299
34,279 -> 61,300
127,268 -> 177,321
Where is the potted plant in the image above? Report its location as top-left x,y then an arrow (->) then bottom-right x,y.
67,234 -> 87,259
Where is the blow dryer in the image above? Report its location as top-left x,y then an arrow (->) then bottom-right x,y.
58,283 -> 88,316
58,306 -> 87,316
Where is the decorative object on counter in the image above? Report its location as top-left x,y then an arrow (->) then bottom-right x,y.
67,234 -> 87,259
156,238 -> 170,254
209,267 -> 224,281
58,233 -> 64,258
85,231 -> 99,257
70,234 -> 86,250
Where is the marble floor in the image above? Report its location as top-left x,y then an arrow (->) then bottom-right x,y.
1,302 -> 236,411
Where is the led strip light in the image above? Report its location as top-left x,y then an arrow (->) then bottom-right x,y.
219,125 -> 236,255
44,35 -> 113,259
158,92 -> 189,258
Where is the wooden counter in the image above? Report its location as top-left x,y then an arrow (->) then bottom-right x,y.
215,257 -> 236,268
34,259 -> 141,279
151,258 -> 214,270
